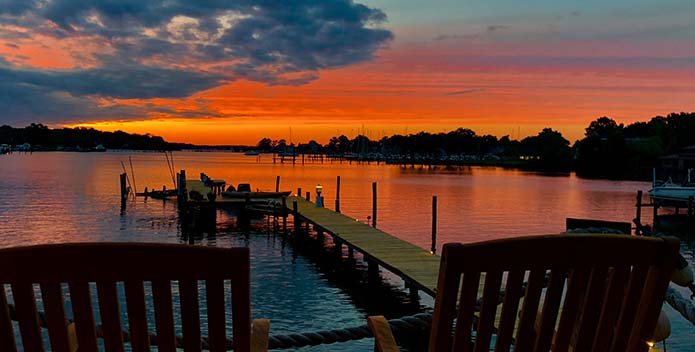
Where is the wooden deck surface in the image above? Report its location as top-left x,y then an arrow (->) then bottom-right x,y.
186,180 -> 283,205
287,196 -> 441,297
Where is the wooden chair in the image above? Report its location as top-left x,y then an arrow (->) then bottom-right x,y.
0,243 -> 270,352
368,234 -> 679,352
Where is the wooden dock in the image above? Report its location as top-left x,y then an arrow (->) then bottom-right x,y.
286,196 -> 441,297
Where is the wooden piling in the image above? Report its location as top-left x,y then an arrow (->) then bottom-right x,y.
335,176 -> 341,213
409,285 -> 419,302
293,200 -> 300,233
120,173 -> 128,200
334,238 -> 342,258
635,190 -> 643,235
368,259 -> 379,282
297,187 -> 302,198
372,182 -> 377,228
653,199 -> 659,231
275,176 -> 280,192
305,191 -> 310,202
281,197 -> 288,233
178,170 -> 187,203
431,195 -> 437,254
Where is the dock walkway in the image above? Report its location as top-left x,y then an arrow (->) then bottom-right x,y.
287,196 -> 441,297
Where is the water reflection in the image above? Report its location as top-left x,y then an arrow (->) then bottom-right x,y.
1,151 -> 692,351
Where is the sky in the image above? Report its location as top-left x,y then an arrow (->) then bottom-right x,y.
0,0 -> 693,145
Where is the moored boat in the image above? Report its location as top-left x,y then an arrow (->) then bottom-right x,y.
649,168 -> 695,202
221,183 -> 291,199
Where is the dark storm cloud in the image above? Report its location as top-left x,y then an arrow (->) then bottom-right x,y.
0,0 -> 392,124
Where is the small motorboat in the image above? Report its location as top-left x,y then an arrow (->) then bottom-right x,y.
649,168 -> 695,202
221,183 -> 291,199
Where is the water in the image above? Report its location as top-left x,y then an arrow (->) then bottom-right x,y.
0,151 -> 693,351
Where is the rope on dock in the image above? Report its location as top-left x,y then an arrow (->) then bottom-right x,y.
5,302 -> 432,350
267,312 -> 432,349
665,285 -> 695,327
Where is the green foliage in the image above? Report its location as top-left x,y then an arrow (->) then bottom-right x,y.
575,112 -> 695,179
0,124 -> 173,150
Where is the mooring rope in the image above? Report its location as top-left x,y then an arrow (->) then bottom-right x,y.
5,303 -> 431,350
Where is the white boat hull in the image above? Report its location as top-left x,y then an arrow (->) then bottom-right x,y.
649,186 -> 695,202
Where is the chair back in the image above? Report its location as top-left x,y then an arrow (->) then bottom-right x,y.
429,234 -> 679,352
0,243 -> 251,352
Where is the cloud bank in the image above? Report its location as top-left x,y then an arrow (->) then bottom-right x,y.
0,0 -> 393,124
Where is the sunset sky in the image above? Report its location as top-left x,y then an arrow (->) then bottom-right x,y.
1,0 -> 694,145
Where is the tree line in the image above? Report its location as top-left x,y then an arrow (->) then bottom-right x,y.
3,112 -> 694,180
256,112 -> 695,179
0,123 -> 176,151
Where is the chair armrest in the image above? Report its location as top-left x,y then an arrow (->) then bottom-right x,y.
251,318 -> 270,352
367,315 -> 399,352
67,322 -> 78,352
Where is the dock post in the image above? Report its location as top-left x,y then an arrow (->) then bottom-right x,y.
652,200 -> 659,232
689,196 -> 694,217
635,190 -> 643,235
178,170 -> 187,203
293,200 -> 300,233
409,285 -> 419,303
431,195 -> 437,254
372,182 -> 377,228
276,176 -> 280,192
316,228 -> 324,243
120,173 -> 128,200
335,176 -> 341,213
334,238 -> 342,259
282,197 -> 288,233
297,187 -> 302,198
368,259 -> 379,282
305,191 -> 310,202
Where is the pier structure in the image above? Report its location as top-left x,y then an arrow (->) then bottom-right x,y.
286,196 -> 440,297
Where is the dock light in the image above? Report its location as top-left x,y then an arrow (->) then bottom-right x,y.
315,184 -> 324,208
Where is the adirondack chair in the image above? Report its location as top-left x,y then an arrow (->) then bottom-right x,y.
368,234 -> 679,352
0,243 -> 270,352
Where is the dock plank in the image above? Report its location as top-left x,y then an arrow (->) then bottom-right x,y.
287,196 -> 441,296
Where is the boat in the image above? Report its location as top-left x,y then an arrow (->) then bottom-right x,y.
244,150 -> 260,156
221,183 -> 291,199
649,168 -> 695,202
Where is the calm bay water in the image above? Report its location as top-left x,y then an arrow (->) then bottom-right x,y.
1,151 -> 693,351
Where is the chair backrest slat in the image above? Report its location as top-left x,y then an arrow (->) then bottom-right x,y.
40,282 -> 71,352
473,271 -> 503,352
574,266 -> 610,350
151,279 -> 177,352
533,269 -> 567,352
231,267 -> 252,352
180,279 -> 202,352
96,280 -> 125,351
429,253 -> 464,352
627,265 -> 674,351
124,280 -> 150,352
69,281 -> 99,352
514,268 -> 545,351
610,264 -> 649,351
592,266 -> 630,351
0,243 -> 252,352
451,272 -> 481,352
12,281 -> 45,352
0,285 -> 18,352
430,235 -> 679,352
553,267 -> 590,351
206,279 -> 228,352
493,270 -> 524,352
